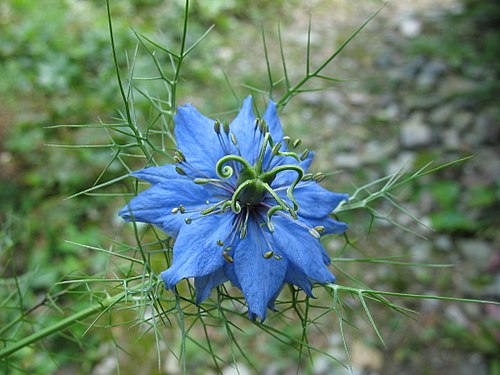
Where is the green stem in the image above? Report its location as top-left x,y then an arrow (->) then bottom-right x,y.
0,293 -> 125,360
276,5 -> 384,109
0,315 -> 25,339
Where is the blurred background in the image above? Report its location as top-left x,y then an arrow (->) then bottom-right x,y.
1,0 -> 499,374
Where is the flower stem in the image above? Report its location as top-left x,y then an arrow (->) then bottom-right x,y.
0,293 -> 125,359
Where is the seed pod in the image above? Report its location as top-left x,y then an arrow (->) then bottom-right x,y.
175,150 -> 186,163
175,166 -> 187,176
272,142 -> 282,155
230,132 -> 238,146
259,119 -> 268,134
263,251 -> 274,259
300,149 -> 310,161
194,178 -> 211,184
254,118 -> 260,130
201,206 -> 216,215
214,120 -> 221,134
223,252 -> 234,263
308,227 -> 321,239
313,173 -> 325,182
314,225 -> 325,234
302,173 -> 313,181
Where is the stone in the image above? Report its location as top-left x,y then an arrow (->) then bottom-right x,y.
459,239 -> 492,270
222,363 -> 251,375
347,92 -> 369,106
475,113 -> 498,145
438,76 -> 476,97
416,60 -> 448,89
444,305 -> 468,327
400,112 -> 433,147
429,104 -> 456,126
350,340 -> 384,371
452,111 -> 474,131
442,128 -> 462,150
334,153 -> 363,169
398,17 -> 422,38
434,235 -> 453,252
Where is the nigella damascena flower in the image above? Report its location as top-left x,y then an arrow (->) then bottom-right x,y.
119,96 -> 348,320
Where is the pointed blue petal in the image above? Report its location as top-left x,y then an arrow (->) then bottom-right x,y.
270,216 -> 336,284
130,164 -> 179,185
223,262 -> 241,289
262,100 -> 284,142
266,284 -> 285,312
299,151 -> 315,172
161,214 -> 234,289
270,152 -> 315,186
300,215 -> 348,236
276,181 -> 348,219
232,219 -> 288,320
119,179 -> 211,237
175,104 -> 224,177
291,214 -> 347,265
195,271 -> 228,304
285,264 -> 314,296
229,96 -> 261,164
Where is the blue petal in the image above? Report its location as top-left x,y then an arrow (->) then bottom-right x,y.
270,152 -> 314,186
270,216 -> 336,284
276,181 -> 348,219
265,285 -> 285,312
161,214 -> 235,289
300,215 -> 348,236
130,164 -> 179,185
195,271 -> 228,304
298,151 -> 315,172
296,215 -> 347,265
285,264 -> 314,296
132,164 -> 228,198
223,262 -> 241,289
119,178 -> 212,237
229,96 -> 261,164
232,219 -> 288,320
262,100 -> 284,142
175,104 -> 224,177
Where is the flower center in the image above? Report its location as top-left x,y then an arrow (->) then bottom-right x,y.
215,120 -> 305,229
176,119 -> 312,240
172,118 -> 330,257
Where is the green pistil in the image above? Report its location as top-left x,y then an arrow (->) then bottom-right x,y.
176,118 -> 325,242
216,154 -> 254,180
211,126 -> 306,234
234,178 -> 264,207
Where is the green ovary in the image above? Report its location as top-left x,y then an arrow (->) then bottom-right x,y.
236,178 -> 266,206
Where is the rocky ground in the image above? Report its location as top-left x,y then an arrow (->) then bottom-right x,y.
282,1 -> 500,374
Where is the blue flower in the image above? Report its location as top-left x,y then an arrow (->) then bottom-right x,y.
119,96 -> 348,320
